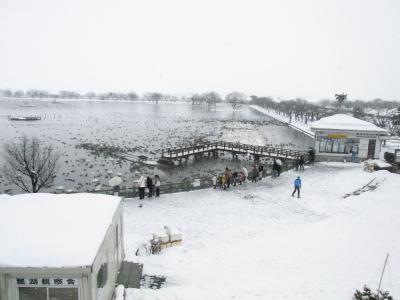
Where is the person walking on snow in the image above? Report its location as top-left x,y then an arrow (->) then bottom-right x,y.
291,176 -> 302,198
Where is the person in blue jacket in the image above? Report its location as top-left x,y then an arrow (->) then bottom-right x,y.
292,176 -> 301,198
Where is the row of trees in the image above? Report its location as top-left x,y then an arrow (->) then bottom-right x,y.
191,91 -> 247,111
249,96 -> 329,124
0,88 -> 250,111
249,95 -> 400,135
0,89 -> 185,102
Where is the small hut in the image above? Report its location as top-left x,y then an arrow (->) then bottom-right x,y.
0,193 -> 124,300
311,114 -> 389,162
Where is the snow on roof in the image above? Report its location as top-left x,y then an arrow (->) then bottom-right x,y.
311,114 -> 388,133
0,193 -> 121,268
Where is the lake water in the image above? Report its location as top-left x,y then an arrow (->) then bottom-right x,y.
0,99 -> 313,194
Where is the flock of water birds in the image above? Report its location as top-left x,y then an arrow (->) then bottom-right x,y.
0,100 -> 300,194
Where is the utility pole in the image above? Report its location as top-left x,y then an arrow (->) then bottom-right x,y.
377,253 -> 389,299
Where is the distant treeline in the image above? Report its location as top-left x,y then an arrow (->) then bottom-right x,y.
0,89 -> 181,102
249,95 -> 400,136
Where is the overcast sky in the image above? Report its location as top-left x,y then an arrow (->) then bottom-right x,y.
0,0 -> 399,100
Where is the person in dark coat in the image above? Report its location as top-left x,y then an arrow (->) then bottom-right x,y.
232,171 -> 238,186
154,175 -> 161,197
291,176 -> 302,198
299,155 -> 305,171
251,164 -> 258,182
272,159 -> 279,178
258,164 -> 264,181
224,167 -> 231,188
308,148 -> 315,165
146,176 -> 153,197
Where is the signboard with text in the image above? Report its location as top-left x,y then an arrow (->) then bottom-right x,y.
16,277 -> 80,286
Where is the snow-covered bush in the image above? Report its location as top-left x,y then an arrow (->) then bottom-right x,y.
353,285 -> 393,300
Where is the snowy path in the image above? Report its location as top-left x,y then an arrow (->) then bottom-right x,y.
250,105 -> 315,138
123,163 -> 400,299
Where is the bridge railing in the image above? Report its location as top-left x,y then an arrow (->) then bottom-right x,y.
162,141 -> 306,160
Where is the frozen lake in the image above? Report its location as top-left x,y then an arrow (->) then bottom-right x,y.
0,99 -> 313,194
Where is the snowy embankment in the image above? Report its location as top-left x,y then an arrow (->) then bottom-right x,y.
123,163 -> 400,300
250,105 -> 315,138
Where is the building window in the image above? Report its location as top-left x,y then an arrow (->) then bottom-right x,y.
18,287 -> 47,300
318,137 -> 359,154
97,254 -> 109,299
19,287 -> 78,300
49,288 -> 78,300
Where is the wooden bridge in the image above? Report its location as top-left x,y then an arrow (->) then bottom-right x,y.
161,141 -> 306,162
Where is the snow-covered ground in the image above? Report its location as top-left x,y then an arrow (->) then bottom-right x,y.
123,162 -> 400,300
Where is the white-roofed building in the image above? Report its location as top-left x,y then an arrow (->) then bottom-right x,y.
310,114 -> 389,162
0,193 -> 124,300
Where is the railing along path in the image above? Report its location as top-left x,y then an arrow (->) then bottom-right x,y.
162,141 -> 304,161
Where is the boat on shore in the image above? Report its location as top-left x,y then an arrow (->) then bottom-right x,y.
9,116 -> 41,121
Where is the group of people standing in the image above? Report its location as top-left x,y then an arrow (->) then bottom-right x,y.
212,167 -> 246,189
272,159 -> 282,177
211,158 -> 305,199
137,174 -> 161,199
293,155 -> 306,171
212,163 -> 266,190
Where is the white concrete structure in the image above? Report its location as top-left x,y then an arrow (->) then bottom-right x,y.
0,193 -> 124,300
311,114 -> 389,162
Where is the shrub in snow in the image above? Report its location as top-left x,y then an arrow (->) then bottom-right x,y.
353,285 -> 393,300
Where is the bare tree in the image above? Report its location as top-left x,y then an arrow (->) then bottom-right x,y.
225,92 -> 246,111
2,136 -> 60,193
143,92 -> 163,104
203,92 -> 221,107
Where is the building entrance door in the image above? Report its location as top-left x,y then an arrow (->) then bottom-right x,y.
367,139 -> 376,159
